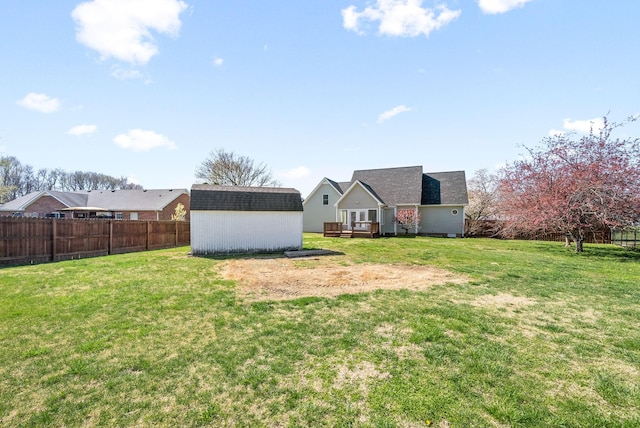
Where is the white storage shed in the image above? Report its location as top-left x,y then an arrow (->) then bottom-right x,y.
190,185 -> 303,255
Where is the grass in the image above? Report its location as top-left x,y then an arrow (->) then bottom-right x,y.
1,235 -> 639,427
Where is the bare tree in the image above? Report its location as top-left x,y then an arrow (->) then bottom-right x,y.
195,149 -> 280,187
0,155 -> 142,201
465,169 -> 501,237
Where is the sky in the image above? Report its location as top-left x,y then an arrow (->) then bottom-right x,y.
1,0 -> 639,198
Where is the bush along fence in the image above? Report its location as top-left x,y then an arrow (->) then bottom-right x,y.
0,218 -> 190,266
464,219 -> 611,244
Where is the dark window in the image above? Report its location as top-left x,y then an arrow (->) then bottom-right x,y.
322,194 -> 329,205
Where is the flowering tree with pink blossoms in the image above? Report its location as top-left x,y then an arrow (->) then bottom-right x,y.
497,116 -> 640,252
394,208 -> 421,235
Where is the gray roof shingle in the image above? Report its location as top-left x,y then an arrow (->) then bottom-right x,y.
422,171 -> 468,205
0,189 -> 188,212
327,166 -> 468,207
190,185 -> 303,211
85,189 -> 187,211
349,166 -> 424,206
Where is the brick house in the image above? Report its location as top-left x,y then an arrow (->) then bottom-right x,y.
0,189 -> 190,221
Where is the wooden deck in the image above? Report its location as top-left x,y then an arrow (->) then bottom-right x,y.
323,222 -> 380,238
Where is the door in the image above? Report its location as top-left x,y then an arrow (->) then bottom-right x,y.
350,210 -> 368,230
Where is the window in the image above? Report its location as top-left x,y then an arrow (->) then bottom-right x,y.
130,212 -> 138,221
322,194 -> 329,205
368,210 -> 377,223
115,212 -> 123,220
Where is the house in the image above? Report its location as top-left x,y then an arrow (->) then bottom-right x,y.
190,184 -> 303,254
0,189 -> 190,221
303,166 -> 468,237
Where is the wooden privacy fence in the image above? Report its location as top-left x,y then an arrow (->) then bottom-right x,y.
0,218 -> 190,266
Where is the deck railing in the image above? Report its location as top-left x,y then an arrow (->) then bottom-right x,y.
323,222 -> 379,238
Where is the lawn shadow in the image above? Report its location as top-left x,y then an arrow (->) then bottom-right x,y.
190,249 -> 344,261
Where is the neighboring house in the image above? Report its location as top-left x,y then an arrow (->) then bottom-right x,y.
0,189 -> 190,221
190,184 -> 303,254
303,166 -> 468,237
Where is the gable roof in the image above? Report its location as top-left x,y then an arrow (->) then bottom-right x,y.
191,185 -> 302,212
0,189 -> 188,212
85,189 -> 187,211
350,166 -> 424,206
302,178 -> 344,206
422,171 -> 468,205
318,166 -> 468,208
336,180 -> 385,206
326,179 -> 345,194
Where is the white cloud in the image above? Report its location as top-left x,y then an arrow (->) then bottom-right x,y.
280,166 -> 311,180
72,0 -> 188,65
562,117 -> 605,133
342,0 -> 461,37
377,105 -> 413,123
477,0 -> 535,15
212,57 -> 224,67
548,117 -> 606,136
17,93 -> 60,113
114,129 -> 177,152
67,124 -> 97,136
111,66 -> 145,80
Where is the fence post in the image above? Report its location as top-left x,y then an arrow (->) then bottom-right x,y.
146,221 -> 151,251
108,220 -> 113,255
175,221 -> 179,247
51,218 -> 57,262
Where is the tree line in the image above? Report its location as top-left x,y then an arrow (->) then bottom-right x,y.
0,156 -> 142,204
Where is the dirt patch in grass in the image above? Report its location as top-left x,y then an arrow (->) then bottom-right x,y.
471,293 -> 536,312
220,257 -> 469,301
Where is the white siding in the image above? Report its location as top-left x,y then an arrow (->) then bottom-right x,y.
382,207 -> 396,235
338,185 -> 377,210
191,211 -> 303,254
302,182 -> 341,233
419,206 -> 465,237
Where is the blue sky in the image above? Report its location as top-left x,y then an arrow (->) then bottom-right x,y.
1,0 -> 639,198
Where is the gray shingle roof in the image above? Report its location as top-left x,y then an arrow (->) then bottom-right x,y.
0,189 -> 188,212
190,185 -> 303,211
326,166 -> 468,207
350,166 -> 424,206
85,189 -> 187,211
422,171 -> 468,205
326,179 -> 345,194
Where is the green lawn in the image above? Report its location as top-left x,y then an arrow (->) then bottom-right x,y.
1,235 -> 639,427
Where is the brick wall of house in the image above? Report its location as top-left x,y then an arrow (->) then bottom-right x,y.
160,193 -> 191,221
112,193 -> 190,221
25,196 -> 67,217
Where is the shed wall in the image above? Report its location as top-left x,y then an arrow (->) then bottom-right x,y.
191,211 -> 303,254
